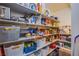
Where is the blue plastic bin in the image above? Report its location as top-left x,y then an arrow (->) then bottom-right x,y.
23,42 -> 37,54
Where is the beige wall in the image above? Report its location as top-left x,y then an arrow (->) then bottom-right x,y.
53,8 -> 71,26
44,3 -> 71,26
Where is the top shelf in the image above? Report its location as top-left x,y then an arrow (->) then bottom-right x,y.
0,3 -> 59,22
0,3 -> 40,15
42,15 -> 59,22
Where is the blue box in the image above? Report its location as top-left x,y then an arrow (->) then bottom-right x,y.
23,42 -> 37,54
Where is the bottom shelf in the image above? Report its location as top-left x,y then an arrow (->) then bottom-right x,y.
46,48 -> 57,56
58,47 -> 71,56
24,39 -> 59,56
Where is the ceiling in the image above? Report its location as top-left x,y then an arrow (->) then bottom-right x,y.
45,3 -> 71,12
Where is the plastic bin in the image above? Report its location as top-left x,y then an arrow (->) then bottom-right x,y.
4,43 -> 24,56
35,38 -> 46,47
41,46 -> 49,56
0,26 -> 20,43
23,41 -> 37,54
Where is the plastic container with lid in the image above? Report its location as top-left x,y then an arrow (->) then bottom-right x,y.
0,26 -> 20,43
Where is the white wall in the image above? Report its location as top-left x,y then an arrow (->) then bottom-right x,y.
53,8 -> 71,26
71,4 -> 79,56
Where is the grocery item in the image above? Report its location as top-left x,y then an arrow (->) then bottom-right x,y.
10,16 -> 19,21
45,10 -> 50,16
37,3 -> 42,13
29,3 -> 36,11
0,46 -> 5,56
0,6 -> 10,19
35,38 -> 46,47
23,41 -> 37,54
59,43 -> 64,47
41,18 -> 46,25
4,43 -> 24,56
49,43 -> 57,49
0,26 -> 20,43
29,16 -> 37,24
0,47 -> 2,56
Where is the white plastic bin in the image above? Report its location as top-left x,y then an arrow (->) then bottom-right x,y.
41,47 -> 49,56
35,38 -> 46,47
4,43 -> 24,56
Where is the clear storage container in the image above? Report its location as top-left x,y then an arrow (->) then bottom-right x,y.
35,38 -> 46,47
0,26 -> 20,43
4,43 -> 24,56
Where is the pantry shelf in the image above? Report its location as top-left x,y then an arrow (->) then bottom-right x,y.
0,3 -> 59,23
46,48 -> 57,56
57,45 -> 71,52
0,19 -> 59,28
60,34 -> 71,36
24,39 -> 59,56
0,19 -> 26,24
0,34 -> 57,45
59,46 -> 71,56
0,3 -> 40,15
0,36 -> 41,45
0,3 -> 62,56
42,15 -> 59,22
58,40 -> 71,43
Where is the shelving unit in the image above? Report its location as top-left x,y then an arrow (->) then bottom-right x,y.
46,48 -> 57,56
60,34 -> 71,36
0,3 -> 60,56
0,3 -> 40,15
24,39 -> 59,56
0,19 -> 59,29
0,34 -> 57,45
42,15 -> 59,22
58,40 -> 71,43
59,47 -> 71,56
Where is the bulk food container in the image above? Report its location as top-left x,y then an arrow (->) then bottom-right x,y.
0,26 -> 20,43
41,46 -> 49,56
35,38 -> 46,47
4,43 -> 24,56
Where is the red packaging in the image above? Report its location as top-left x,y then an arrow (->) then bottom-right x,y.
49,43 -> 57,48
0,46 -> 5,56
